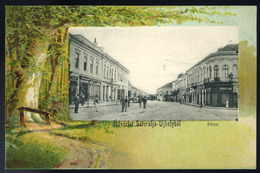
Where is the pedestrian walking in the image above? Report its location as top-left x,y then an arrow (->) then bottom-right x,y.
143,95 -> 147,109
74,94 -> 79,113
93,95 -> 99,112
120,96 -> 127,112
138,95 -> 142,108
200,101 -> 204,108
125,96 -> 128,111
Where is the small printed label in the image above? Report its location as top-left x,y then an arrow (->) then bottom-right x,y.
207,122 -> 219,126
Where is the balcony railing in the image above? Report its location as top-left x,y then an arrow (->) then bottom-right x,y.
214,77 -> 220,82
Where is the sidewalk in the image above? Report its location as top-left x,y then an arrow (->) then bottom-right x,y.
182,102 -> 238,110
70,101 -> 119,109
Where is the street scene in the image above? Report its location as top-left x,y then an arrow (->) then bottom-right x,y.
70,101 -> 238,121
69,27 -> 239,121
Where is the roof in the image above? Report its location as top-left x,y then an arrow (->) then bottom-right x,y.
158,82 -> 172,90
218,44 -> 238,52
69,33 -> 129,73
186,43 -> 238,73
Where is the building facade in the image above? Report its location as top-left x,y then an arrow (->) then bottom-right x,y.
157,82 -> 173,101
69,33 -> 129,105
159,44 -> 239,107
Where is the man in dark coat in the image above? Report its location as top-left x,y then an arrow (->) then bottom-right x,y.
143,95 -> 147,109
74,94 -> 80,113
120,96 -> 127,112
138,95 -> 142,108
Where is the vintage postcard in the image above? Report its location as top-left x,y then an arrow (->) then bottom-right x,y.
68,26 -> 239,121
5,6 -> 256,169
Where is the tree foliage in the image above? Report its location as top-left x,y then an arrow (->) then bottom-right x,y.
5,6 -> 235,124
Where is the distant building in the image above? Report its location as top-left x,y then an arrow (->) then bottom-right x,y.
157,82 -> 172,101
158,44 -> 239,107
69,33 -> 129,105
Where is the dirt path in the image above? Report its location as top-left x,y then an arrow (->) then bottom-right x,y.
24,121 -> 111,168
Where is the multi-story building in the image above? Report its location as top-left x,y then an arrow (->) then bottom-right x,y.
159,44 -> 239,107
185,44 -> 238,107
69,33 -> 129,104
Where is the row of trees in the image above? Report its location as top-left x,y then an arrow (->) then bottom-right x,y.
5,6 -> 236,124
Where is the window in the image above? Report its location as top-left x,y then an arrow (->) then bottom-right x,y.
214,65 -> 219,78
222,65 -> 229,78
232,64 -> 238,78
203,67 -> 206,79
96,61 -> 99,75
196,71 -> 198,83
75,52 -> 79,68
201,69 -> 202,82
114,70 -> 116,81
209,66 -> 212,78
90,58 -> 94,73
83,56 -> 87,71
104,65 -> 106,78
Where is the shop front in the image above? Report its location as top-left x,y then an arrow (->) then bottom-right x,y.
205,82 -> 234,107
79,76 -> 90,105
79,76 -> 101,104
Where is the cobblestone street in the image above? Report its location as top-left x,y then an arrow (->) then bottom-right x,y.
70,101 -> 238,121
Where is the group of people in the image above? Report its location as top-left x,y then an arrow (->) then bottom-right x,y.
120,96 -> 130,112
120,94 -> 148,112
74,93 -> 148,114
138,95 -> 148,109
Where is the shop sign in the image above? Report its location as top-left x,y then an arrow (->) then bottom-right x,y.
80,76 -> 90,81
81,80 -> 89,84
220,87 -> 227,90
70,76 -> 78,81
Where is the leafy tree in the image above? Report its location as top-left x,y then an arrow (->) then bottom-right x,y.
5,6 -> 235,124
238,40 -> 256,115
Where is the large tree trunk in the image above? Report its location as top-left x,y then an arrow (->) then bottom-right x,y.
6,41 -> 49,123
24,42 -> 49,122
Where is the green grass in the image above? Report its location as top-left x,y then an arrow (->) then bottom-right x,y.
50,121 -> 115,140
50,128 -> 91,140
63,121 -> 92,128
6,132 -> 67,169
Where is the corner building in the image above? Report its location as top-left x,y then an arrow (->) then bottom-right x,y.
171,44 -> 238,107
69,33 -> 129,105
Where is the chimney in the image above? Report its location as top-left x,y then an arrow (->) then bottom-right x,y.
94,38 -> 98,45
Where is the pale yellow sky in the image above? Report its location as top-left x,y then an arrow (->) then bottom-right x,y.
70,26 -> 238,94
